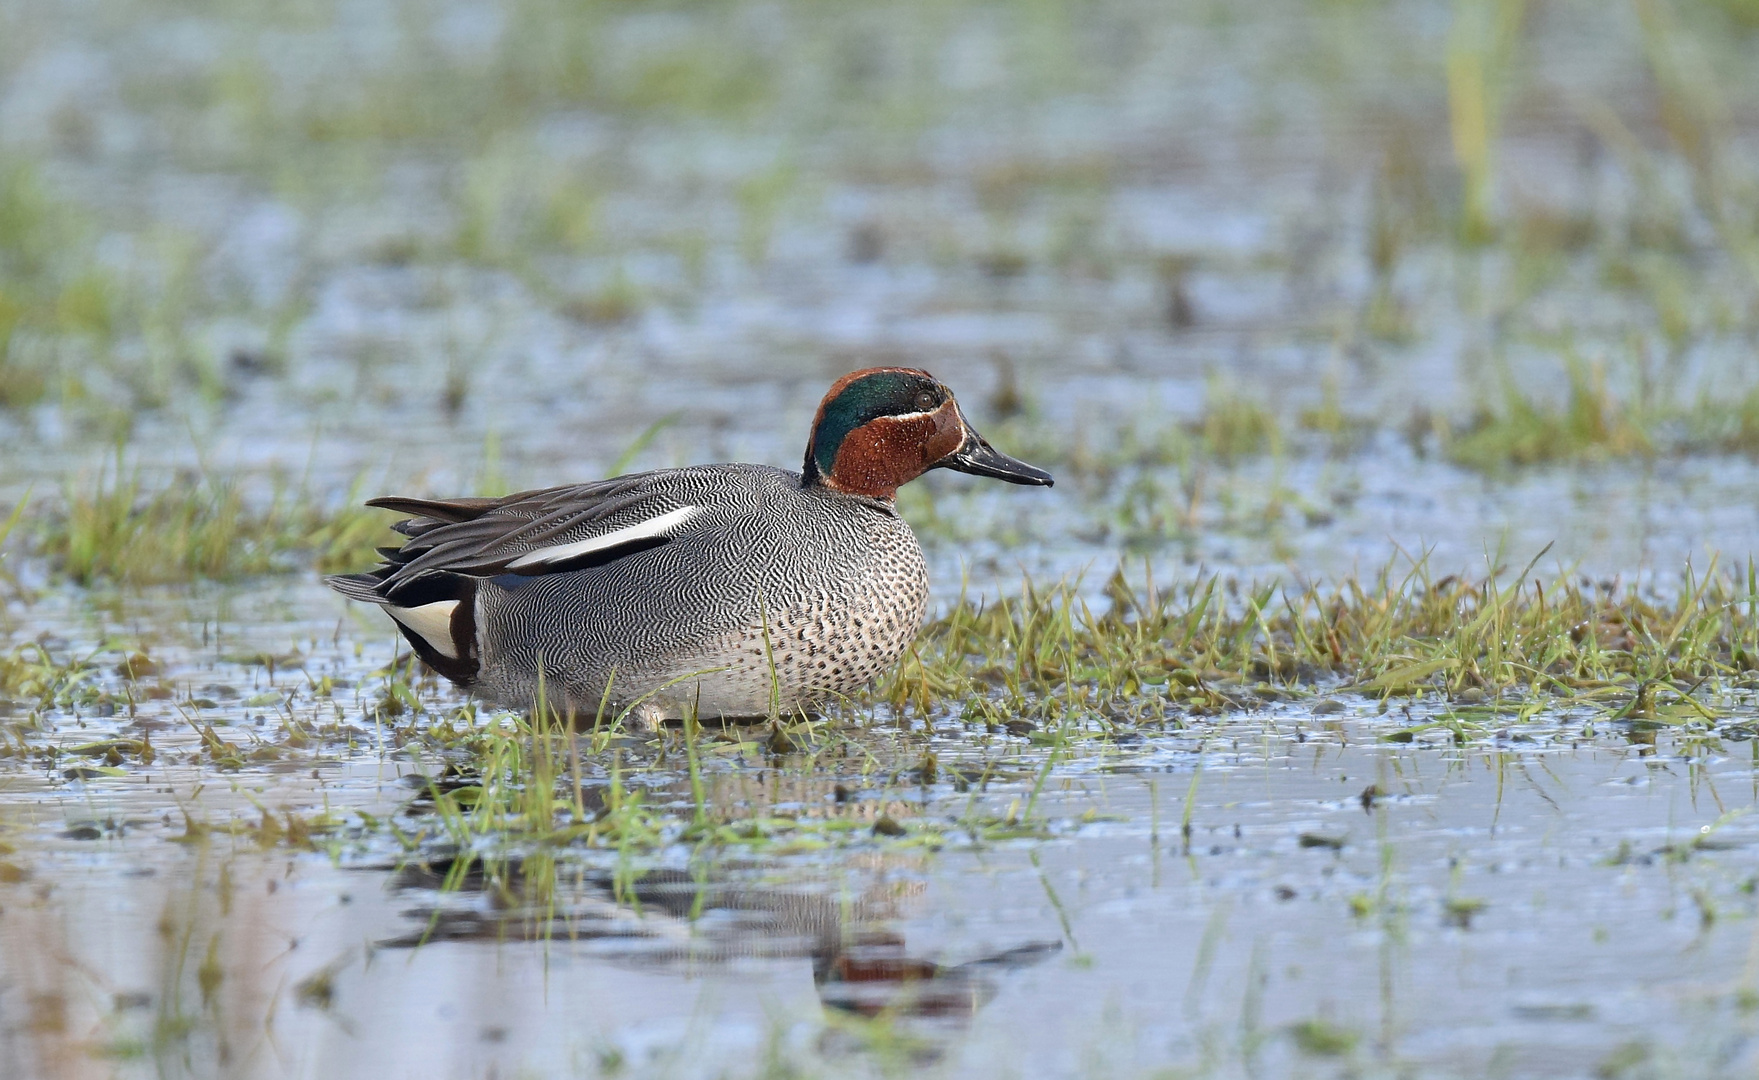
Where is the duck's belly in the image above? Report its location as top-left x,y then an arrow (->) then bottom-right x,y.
470,513 -> 929,721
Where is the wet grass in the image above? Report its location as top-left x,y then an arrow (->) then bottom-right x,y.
0,491 -> 26,564
14,462 -> 392,585
1445,355 -> 1654,469
0,162 -> 248,422
890,552 -> 1759,725
1442,361 -> 1759,470
12,542 -> 1743,1080
376,686 -> 1051,902
975,347 -> 1759,479
19,343 -> 1718,596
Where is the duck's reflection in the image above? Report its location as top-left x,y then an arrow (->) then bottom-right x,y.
382,858 -> 1060,1023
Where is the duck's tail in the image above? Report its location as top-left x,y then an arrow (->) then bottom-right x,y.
325,569 -> 480,687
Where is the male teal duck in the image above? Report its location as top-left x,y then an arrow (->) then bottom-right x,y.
326,368 -> 1052,724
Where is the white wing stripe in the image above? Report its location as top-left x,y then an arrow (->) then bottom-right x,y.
506,505 -> 701,571
389,600 -> 461,659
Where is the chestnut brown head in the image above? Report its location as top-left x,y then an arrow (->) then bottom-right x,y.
801,368 -> 1053,500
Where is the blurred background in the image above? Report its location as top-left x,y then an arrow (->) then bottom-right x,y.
3,0 -> 1759,580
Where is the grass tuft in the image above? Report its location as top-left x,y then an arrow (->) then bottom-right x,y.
37,461 -> 392,585
883,551 -> 1759,724
1447,355 -> 1651,469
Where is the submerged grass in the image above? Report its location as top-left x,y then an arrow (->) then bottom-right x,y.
393,692 -> 995,880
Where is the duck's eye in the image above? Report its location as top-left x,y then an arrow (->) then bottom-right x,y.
913,391 -> 937,411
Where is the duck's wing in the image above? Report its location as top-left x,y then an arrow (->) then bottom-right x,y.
323,469 -> 723,685
327,470 -> 710,603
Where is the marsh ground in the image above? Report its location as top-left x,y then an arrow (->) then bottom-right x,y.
5,0 -> 1759,1077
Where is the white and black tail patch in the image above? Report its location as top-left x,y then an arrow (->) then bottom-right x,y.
387,600 -> 461,659
388,575 -> 478,685
329,571 -> 480,686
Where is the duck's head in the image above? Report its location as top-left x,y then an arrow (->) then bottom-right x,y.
802,367 -> 1054,500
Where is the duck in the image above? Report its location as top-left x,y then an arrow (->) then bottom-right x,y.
326,367 -> 1052,725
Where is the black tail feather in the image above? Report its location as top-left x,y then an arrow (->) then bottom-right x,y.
324,571 -> 389,605
366,495 -> 503,523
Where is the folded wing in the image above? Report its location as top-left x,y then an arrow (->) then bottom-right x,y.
323,471 -> 706,685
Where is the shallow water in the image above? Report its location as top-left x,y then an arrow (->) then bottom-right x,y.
7,661 -> 1759,1079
